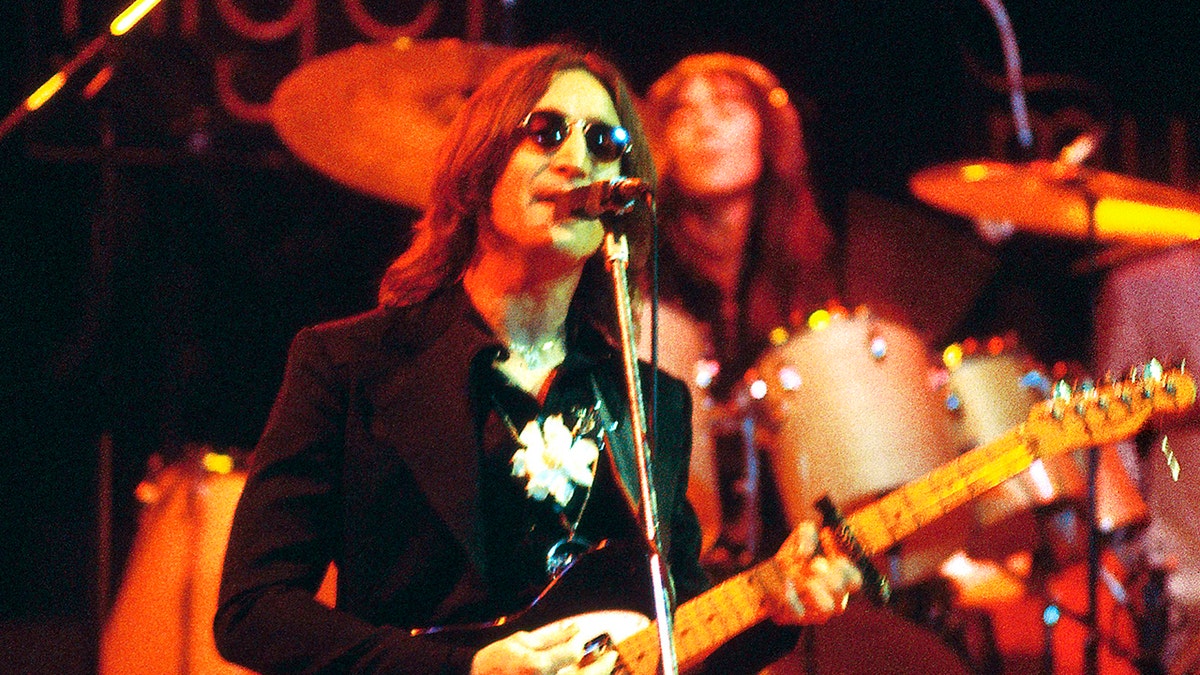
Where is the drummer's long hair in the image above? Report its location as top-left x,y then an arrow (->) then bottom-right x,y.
643,54 -> 836,393
378,43 -> 657,341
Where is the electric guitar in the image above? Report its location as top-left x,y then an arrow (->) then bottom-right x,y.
421,363 -> 1195,674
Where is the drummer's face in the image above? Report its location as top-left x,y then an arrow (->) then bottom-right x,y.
488,69 -> 622,261
663,74 -> 762,199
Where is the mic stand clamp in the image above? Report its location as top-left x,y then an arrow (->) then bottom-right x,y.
601,226 -> 679,675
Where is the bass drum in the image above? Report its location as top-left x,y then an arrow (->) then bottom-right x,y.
100,451 -> 336,675
748,310 -> 969,588
763,601 -> 971,674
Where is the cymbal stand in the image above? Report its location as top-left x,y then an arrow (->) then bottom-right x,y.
1026,499 -> 1138,673
976,0 -> 1034,152
1077,182 -> 1103,675
0,0 -> 162,143
3,0 -> 165,629
602,207 -> 679,675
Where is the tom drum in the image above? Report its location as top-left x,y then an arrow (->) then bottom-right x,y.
938,344 -> 1146,563
747,310 -> 969,587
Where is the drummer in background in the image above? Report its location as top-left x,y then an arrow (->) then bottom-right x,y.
1093,245 -> 1200,674
640,53 -> 839,571
214,43 -> 860,675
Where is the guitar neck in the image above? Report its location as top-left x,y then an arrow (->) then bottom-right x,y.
615,558 -> 788,674
611,365 -> 1196,673
615,431 -> 1036,674
844,427 -> 1033,556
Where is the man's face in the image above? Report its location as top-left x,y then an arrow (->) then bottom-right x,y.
662,74 -> 763,199
487,69 -> 624,262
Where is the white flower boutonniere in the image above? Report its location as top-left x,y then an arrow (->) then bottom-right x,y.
510,414 -> 599,509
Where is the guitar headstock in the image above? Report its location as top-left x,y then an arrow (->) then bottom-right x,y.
1024,360 -> 1196,459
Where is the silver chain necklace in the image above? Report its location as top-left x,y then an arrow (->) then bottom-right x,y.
506,329 -> 566,371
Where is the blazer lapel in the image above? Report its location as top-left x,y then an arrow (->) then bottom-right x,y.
592,376 -> 643,517
376,288 -> 495,575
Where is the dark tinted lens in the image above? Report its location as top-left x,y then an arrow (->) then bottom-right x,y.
523,111 -> 568,149
584,123 -> 630,162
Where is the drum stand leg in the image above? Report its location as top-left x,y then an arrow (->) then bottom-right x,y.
1136,567 -> 1168,675
1032,505 -> 1059,675
739,415 -> 761,563
178,457 -> 203,675
1083,445 -> 1101,675
1034,446 -> 1118,675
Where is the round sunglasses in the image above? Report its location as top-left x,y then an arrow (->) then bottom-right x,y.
518,110 -> 632,163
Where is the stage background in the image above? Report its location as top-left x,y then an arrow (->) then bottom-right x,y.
2,0 -> 1198,669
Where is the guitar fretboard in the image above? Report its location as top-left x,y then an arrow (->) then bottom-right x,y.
615,558 -> 787,674
845,427 -> 1034,555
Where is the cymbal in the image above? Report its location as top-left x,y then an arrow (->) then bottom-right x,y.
910,159 -> 1200,246
271,38 -> 515,209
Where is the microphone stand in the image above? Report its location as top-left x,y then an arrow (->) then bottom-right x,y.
0,34 -> 109,143
1,0 -> 165,630
601,218 -> 680,675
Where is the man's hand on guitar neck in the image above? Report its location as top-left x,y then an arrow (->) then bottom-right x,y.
770,522 -> 863,626
471,620 -> 620,675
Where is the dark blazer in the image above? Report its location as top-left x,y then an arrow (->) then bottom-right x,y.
213,284 -> 707,674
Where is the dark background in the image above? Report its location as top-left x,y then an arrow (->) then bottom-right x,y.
2,0 -> 1198,668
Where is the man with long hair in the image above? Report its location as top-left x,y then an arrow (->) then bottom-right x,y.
215,44 -> 858,674
641,54 -> 839,567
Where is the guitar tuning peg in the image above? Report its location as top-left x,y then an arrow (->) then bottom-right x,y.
1074,386 -> 1093,413
1119,389 -> 1134,408
1144,359 -> 1164,382
1162,436 -> 1182,482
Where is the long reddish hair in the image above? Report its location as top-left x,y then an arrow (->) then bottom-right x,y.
644,54 -> 837,392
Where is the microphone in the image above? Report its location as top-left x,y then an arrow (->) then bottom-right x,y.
556,178 -> 651,218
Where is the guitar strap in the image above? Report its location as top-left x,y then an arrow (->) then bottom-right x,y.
590,374 -> 642,517
590,375 -> 676,607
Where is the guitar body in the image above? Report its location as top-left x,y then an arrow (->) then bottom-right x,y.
415,540 -> 655,652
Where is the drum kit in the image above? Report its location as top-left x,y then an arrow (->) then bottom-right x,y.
106,36 -> 1200,674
